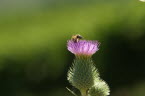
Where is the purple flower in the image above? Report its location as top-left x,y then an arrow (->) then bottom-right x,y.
67,40 -> 100,56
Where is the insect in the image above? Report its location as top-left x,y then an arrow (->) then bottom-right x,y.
71,34 -> 83,43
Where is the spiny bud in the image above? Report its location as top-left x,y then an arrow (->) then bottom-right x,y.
88,80 -> 110,96
67,58 -> 99,92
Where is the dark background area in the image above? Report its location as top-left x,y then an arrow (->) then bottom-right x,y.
0,0 -> 145,96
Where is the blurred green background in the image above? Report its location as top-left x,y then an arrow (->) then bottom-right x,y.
0,0 -> 145,96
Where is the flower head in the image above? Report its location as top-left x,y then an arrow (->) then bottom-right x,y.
67,40 -> 100,56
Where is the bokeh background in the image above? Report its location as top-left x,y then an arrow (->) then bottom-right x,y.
0,0 -> 145,96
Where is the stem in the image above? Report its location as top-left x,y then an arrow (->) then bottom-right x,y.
81,89 -> 88,96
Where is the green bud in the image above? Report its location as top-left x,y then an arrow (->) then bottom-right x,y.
88,80 -> 110,96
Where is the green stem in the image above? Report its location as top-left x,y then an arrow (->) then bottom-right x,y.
81,89 -> 88,96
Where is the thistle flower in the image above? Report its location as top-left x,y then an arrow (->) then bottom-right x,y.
67,36 -> 110,96
67,40 -> 100,57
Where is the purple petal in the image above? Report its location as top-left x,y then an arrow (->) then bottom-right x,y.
67,40 -> 100,56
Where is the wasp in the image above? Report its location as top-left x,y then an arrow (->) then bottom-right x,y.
71,34 -> 83,43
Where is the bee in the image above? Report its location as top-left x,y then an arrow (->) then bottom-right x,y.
71,34 -> 83,43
